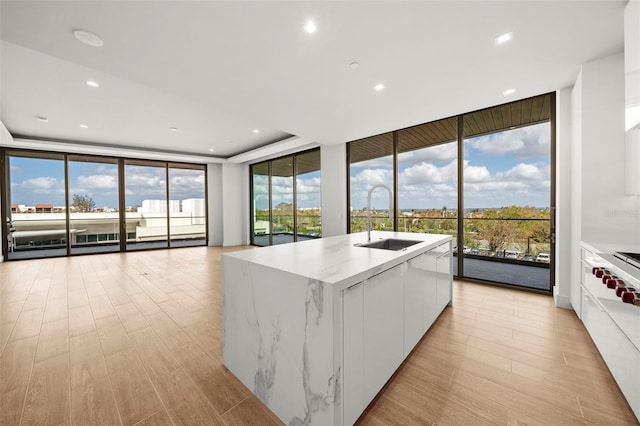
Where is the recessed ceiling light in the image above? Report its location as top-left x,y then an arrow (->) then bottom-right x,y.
253,129 -> 260,134
349,62 -> 360,69
374,83 -> 385,91
79,124 -> 88,129
73,29 -> 104,47
502,88 -> 516,96
209,148 -> 215,152
495,32 -> 513,46
36,116 -> 48,123
169,127 -> 178,131
86,80 -> 99,88
304,20 -> 317,34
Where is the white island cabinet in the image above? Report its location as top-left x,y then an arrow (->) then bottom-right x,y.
222,232 -> 452,426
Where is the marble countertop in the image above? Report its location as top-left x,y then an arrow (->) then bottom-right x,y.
223,231 -> 451,288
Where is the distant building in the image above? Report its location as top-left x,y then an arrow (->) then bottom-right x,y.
181,198 -> 205,224
138,199 -> 180,213
35,203 -> 53,213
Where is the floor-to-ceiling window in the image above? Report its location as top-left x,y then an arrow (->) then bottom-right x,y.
4,152 -> 67,259
348,132 -> 394,233
124,161 -> 169,251
1,149 -> 208,260
68,155 -> 120,255
346,93 -> 554,292
251,161 -> 271,245
168,164 -> 207,247
271,156 -> 294,245
397,118 -> 459,274
461,97 -> 552,290
295,149 -> 321,239
250,148 -> 321,246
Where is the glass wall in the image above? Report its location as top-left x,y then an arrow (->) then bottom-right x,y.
397,118 -> 459,274
295,149 -> 321,239
346,93 -> 554,291
461,97 -> 552,290
1,149 -> 207,260
271,156 -> 294,245
348,132 -> 394,233
251,162 -> 270,246
68,155 -> 120,254
250,148 -> 321,246
168,165 -> 206,247
124,161 -> 169,251
5,152 -> 67,259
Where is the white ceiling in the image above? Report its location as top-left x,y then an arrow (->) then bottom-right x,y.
0,1 -> 626,160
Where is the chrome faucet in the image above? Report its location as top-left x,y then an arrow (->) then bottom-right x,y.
367,184 -> 393,242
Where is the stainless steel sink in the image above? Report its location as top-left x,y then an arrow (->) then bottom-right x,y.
356,238 -> 421,251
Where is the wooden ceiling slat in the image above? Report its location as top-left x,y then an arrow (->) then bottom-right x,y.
521,98 -> 533,125
500,104 -> 512,129
349,94 -> 552,162
490,108 -> 503,132
296,149 -> 320,175
511,101 -> 523,127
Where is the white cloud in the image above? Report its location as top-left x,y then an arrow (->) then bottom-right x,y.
77,174 -> 117,189
467,122 -> 550,159
20,176 -> 59,190
462,162 -> 491,183
400,160 -> 456,185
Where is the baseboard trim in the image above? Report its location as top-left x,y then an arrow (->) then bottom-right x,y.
554,292 -> 572,309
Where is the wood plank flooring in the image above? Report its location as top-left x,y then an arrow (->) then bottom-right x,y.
0,246 -> 637,426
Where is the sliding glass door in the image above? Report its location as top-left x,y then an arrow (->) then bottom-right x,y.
5,152 -> 67,259
168,165 -> 206,247
124,161 -> 169,251
1,150 -> 208,260
68,155 -> 120,254
250,148 -> 322,246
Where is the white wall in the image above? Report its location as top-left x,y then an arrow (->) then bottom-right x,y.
321,143 -> 347,237
555,87 -> 573,309
207,163 -> 224,246
221,162 -> 249,246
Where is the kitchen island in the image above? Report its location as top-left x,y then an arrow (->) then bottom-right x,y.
222,231 -> 452,425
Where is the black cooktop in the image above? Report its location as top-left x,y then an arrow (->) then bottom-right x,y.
615,252 -> 640,268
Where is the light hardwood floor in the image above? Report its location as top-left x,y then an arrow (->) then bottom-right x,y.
0,246 -> 637,426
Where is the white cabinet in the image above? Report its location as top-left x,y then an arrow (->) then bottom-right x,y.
435,242 -> 452,313
579,244 -> 640,421
362,264 -> 404,406
342,282 -> 364,426
581,285 -> 640,420
341,241 -> 453,425
404,252 -> 436,355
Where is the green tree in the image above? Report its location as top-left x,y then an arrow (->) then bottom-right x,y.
72,194 -> 95,213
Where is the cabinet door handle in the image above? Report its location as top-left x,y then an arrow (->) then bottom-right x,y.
346,282 -> 363,291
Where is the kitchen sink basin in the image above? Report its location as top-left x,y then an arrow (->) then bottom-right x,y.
356,238 -> 421,251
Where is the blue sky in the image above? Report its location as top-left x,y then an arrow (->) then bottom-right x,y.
350,122 -> 551,210
9,158 -> 205,208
